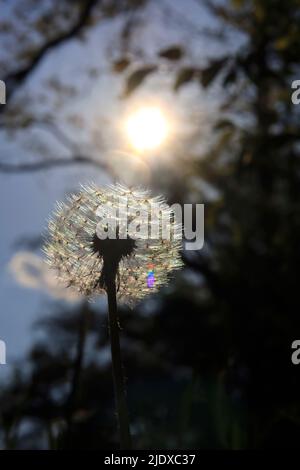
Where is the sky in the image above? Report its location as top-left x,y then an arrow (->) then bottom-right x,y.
0,0 -> 239,383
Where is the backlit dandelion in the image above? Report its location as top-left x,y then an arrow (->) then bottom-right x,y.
43,183 -> 183,449
44,183 -> 183,303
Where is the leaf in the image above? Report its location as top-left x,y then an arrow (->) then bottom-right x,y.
275,36 -> 291,51
159,46 -> 184,61
124,66 -> 157,96
174,68 -> 197,91
199,58 -> 228,88
231,0 -> 245,8
223,64 -> 237,86
214,119 -> 235,131
254,4 -> 265,22
112,57 -> 130,73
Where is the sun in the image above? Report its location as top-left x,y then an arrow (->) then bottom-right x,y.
125,106 -> 169,152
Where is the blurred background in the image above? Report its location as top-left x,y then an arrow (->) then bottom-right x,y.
0,0 -> 300,449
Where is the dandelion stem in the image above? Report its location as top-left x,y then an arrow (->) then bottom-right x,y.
106,271 -> 132,449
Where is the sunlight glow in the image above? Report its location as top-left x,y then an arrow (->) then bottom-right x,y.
125,107 -> 169,152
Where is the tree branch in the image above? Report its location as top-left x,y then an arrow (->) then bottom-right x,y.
0,155 -> 109,173
2,0 -> 99,106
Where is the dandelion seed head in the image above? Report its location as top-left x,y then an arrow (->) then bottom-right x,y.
44,183 -> 183,304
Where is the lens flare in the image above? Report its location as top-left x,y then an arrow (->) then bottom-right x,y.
125,107 -> 168,152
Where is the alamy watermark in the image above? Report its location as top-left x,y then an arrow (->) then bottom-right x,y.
0,339 -> 6,365
291,340 -> 300,365
95,198 -> 204,250
0,86 -> 6,359
0,80 -> 6,105
291,80 -> 300,105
